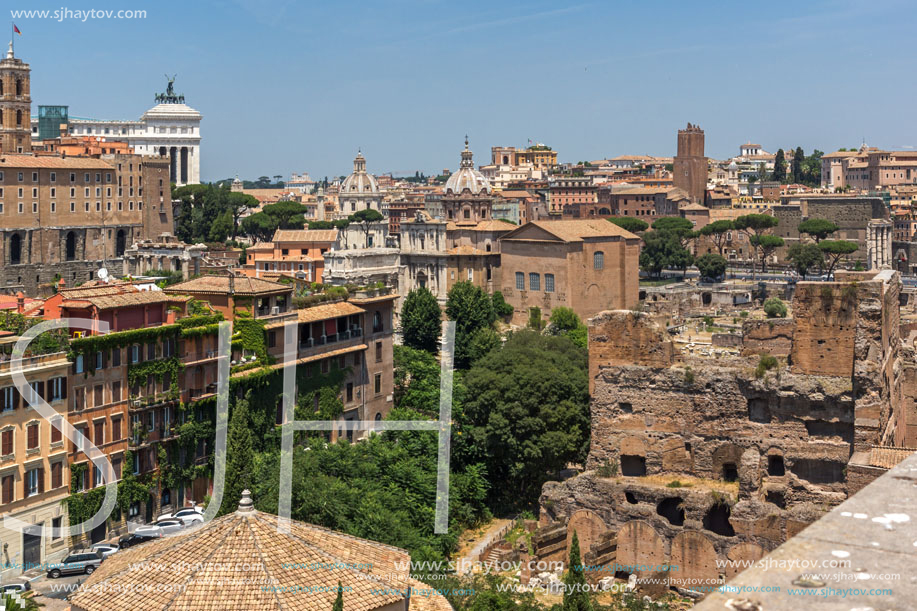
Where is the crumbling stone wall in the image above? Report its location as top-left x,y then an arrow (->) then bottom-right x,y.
542,272 -> 907,593
741,318 -> 793,357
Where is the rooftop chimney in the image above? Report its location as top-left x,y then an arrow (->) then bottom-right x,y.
16,292 -> 24,314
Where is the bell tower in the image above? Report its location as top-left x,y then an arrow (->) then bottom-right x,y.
0,42 -> 31,153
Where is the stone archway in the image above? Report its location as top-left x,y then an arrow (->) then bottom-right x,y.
725,542 -> 766,580
616,520 -> 668,591
670,531 -> 719,589
566,510 -> 608,559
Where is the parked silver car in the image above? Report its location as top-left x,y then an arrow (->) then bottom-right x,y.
47,551 -> 104,578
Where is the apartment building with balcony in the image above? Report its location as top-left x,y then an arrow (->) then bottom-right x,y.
165,274 -> 294,323
0,337 -> 71,582
47,281 -> 223,546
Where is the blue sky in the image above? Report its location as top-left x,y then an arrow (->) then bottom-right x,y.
9,0 -> 916,181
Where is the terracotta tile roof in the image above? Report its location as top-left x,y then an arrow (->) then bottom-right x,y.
165,275 -> 291,296
348,293 -> 399,305
505,219 -> 639,242
232,344 -> 366,378
272,229 -> 339,243
0,154 -> 113,169
869,446 -> 916,469
497,190 -> 534,199
72,508 -> 451,611
62,290 -> 187,310
295,302 -> 365,324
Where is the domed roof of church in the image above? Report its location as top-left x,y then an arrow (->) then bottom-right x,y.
70,490 -> 453,611
341,151 -> 380,195
444,138 -> 491,196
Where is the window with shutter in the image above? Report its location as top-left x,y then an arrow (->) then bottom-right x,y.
50,418 -> 62,444
1,430 -> 12,455
94,421 -> 104,445
1,474 -> 12,503
27,423 -> 38,449
51,462 -> 62,489
111,417 -> 122,442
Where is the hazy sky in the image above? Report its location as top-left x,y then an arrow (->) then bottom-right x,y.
11,0 -> 916,181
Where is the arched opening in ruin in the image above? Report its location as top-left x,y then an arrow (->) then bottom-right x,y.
624,491 -> 638,504
638,290 -> 647,300
702,292 -> 712,305
619,402 -> 633,413
116,229 -> 126,257
703,503 -> 735,537
656,498 -> 685,526
765,490 -> 786,508
620,455 -> 646,477
722,463 -> 738,482
65,231 -> 76,261
10,234 -> 21,265
767,455 -> 785,476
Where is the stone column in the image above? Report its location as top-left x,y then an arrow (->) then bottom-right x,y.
867,219 -> 893,270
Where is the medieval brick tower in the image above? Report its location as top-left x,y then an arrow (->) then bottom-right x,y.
0,42 -> 31,153
673,123 -> 706,204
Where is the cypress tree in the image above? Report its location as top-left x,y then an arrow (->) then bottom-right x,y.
563,531 -> 593,611
332,581 -> 344,611
218,392 -> 254,516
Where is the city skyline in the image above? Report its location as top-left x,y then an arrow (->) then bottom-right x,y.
9,0 -> 917,180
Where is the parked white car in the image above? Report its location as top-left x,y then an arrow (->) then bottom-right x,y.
153,518 -> 184,535
90,543 -> 120,558
131,524 -> 164,538
172,508 -> 204,526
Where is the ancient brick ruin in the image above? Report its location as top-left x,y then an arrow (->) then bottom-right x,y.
537,269 -> 912,594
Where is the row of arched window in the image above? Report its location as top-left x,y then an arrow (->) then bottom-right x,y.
0,78 -> 24,96
5,230 -> 126,265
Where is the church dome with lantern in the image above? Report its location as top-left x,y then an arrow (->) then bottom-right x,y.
444,137 -> 492,196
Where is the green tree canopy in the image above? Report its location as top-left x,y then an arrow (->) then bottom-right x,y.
548,307 -> 587,349
735,214 -> 779,273
348,208 -> 384,224
333,582 -> 344,611
791,146 -> 805,183
445,281 -> 496,369
262,201 -> 309,230
695,253 -> 728,281
491,291 -> 514,318
607,217 -> 649,233
786,243 -> 823,278
562,531 -> 593,611
241,211 -> 276,244
819,240 -> 859,276
798,218 -> 838,243
750,234 -> 784,272
764,297 -> 788,318
773,149 -> 787,182
401,288 -> 442,353
173,183 -> 258,244
651,216 -> 694,234
218,392 -> 254,516
699,220 -> 735,256
458,331 -> 589,510
639,230 -> 694,278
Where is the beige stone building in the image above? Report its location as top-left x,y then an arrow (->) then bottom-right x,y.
498,220 -> 641,326
0,46 -> 173,294
0,345 -> 71,581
